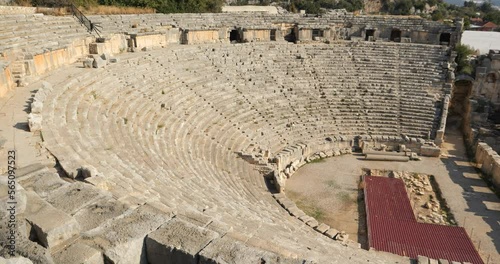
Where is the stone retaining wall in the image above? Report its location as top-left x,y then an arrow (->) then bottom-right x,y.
435,94 -> 451,146
359,136 -> 441,157
0,64 -> 14,98
30,38 -> 92,76
0,36 -> 93,97
475,142 -> 500,189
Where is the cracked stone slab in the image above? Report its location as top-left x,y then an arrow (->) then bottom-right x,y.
146,218 -> 220,264
53,242 -> 102,264
81,203 -> 172,264
314,223 -> 329,234
24,191 -> 80,249
198,236 -> 305,264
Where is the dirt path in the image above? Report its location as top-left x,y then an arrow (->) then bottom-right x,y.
0,83 -> 45,173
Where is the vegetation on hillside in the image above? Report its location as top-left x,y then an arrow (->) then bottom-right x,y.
455,44 -> 476,75
24,0 -> 224,13
14,0 -> 500,22
289,0 -> 364,13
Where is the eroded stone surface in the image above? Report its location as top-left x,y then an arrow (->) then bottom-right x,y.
198,236 -> 305,264
146,218 -> 219,264
24,191 -> 80,248
81,204 -> 171,264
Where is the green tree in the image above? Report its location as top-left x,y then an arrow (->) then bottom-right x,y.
483,10 -> 500,24
479,1 -> 493,13
463,0 -> 476,8
432,9 -> 444,21
455,44 -> 475,75
394,0 -> 413,15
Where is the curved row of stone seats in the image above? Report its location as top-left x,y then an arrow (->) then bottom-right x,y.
5,166 -> 334,263
202,42 -> 448,139
32,48 -> 413,263
86,12 -> 449,39
79,13 -> 456,52
32,41 -> 449,262
42,41 -> 446,190
0,14 -> 90,55
41,52 -> 292,219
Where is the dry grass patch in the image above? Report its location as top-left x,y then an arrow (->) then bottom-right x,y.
286,190 -> 326,222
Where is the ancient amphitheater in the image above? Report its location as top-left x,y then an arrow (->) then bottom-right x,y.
0,5 -> 498,264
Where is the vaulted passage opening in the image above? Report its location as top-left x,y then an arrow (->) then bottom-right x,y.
390,29 -> 401,42
284,28 -> 296,42
439,33 -> 451,45
270,29 -> 277,41
230,29 -> 241,43
365,29 -> 375,41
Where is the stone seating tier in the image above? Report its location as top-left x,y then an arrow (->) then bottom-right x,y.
0,14 -> 91,55
38,42 -> 448,213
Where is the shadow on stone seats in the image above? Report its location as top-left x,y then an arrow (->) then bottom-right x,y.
14,122 -> 30,132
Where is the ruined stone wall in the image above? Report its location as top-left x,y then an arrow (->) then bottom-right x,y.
29,38 -> 93,76
87,12 -> 459,46
134,34 -> 169,50
472,51 -> 500,106
183,30 -> 222,44
271,138 -> 353,192
242,29 -> 271,42
90,34 -> 128,54
359,137 -> 440,157
435,95 -> 450,146
343,16 -> 459,45
466,50 -> 500,154
0,64 -> 14,98
475,142 -> 500,189
0,36 -> 93,97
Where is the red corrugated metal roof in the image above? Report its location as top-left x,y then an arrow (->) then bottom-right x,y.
364,176 -> 484,264
364,176 -> 415,222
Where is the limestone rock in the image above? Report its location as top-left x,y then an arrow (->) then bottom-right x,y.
28,113 -> 42,132
7,239 -> 54,264
0,176 -> 27,216
417,255 -> 429,264
0,256 -> 34,263
305,218 -> 319,228
24,191 -> 80,248
72,197 -> 129,232
53,243 -> 103,264
146,218 -> 219,264
82,204 -> 171,264
83,58 -> 93,68
100,52 -> 112,61
314,223 -> 329,234
18,172 -> 68,199
30,101 -> 43,114
92,56 -> 106,68
325,228 -> 339,239
198,236 -> 304,264
46,182 -> 109,215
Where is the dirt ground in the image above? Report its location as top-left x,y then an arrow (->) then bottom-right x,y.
286,158 -> 366,247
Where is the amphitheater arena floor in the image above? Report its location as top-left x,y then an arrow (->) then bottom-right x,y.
286,129 -> 500,263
